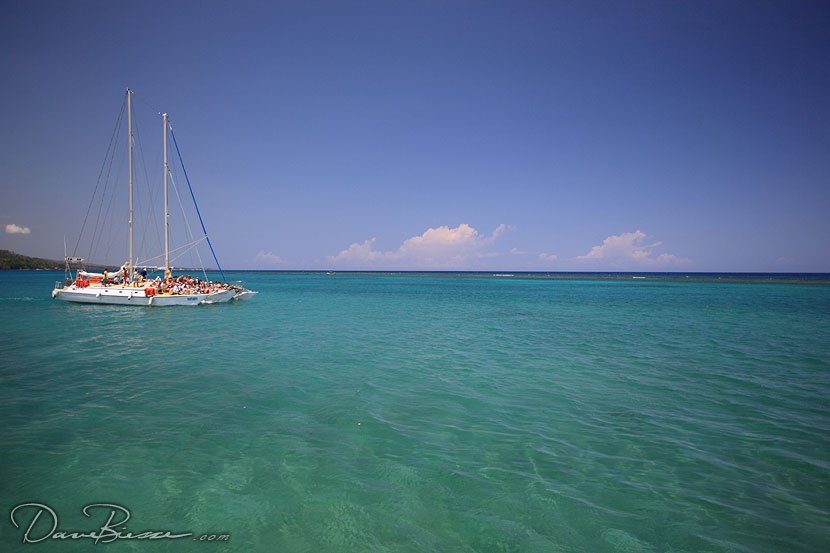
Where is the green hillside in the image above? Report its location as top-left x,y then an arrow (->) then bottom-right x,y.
0,250 -> 63,270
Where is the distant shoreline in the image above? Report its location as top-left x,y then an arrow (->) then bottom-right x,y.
5,267 -> 829,285
5,250 -> 828,284
231,271 -> 830,284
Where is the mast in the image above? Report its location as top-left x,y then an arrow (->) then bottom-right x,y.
163,112 -> 169,273
127,88 -> 134,285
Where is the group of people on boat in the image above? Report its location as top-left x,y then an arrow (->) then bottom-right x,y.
152,275 -> 234,296
97,269 -> 234,296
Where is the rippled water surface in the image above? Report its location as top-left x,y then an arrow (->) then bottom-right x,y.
1,271 -> 828,552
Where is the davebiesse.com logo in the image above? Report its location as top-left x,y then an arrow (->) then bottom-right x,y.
9,502 -> 230,544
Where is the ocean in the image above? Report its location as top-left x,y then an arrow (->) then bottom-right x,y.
0,270 -> 828,552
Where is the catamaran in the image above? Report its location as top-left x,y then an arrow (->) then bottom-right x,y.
52,89 -> 255,306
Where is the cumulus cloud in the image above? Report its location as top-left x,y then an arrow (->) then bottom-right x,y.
328,223 -> 510,269
255,250 -> 283,264
5,223 -> 31,234
576,230 -> 687,267
539,253 -> 558,263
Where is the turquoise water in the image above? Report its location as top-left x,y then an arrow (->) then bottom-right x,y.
1,271 -> 828,552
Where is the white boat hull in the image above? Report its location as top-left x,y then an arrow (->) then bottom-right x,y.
232,290 -> 258,301
52,285 -> 237,306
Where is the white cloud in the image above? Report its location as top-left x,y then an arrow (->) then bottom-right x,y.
5,223 -> 31,235
539,253 -> 558,263
576,230 -> 688,267
328,223 -> 510,269
775,256 -> 794,266
328,239 -> 383,262
255,250 -> 283,264
490,223 -> 510,239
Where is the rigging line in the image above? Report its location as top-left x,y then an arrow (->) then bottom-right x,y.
168,125 -> 226,281
167,134 -> 207,280
133,142 -> 152,264
169,248 -> 199,265
86,103 -> 125,261
89,102 -> 127,262
82,106 -> 123,263
190,229 -> 208,282
74,92 -> 127,257
89,142 -> 125,263
92,131 -> 126,257
168,237 -> 209,266
139,236 -> 206,266
165,239 -> 206,265
168,146 -> 208,281
132,123 -> 147,264
99,172 -> 124,266
132,109 -> 164,260
167,170 -> 208,280
168,171 -> 195,246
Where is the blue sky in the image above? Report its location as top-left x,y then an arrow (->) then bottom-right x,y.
1,1 -> 828,271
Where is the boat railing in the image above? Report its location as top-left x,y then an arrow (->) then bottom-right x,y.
54,280 -> 64,290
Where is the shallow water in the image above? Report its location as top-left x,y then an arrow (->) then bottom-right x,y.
1,271 -> 828,552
